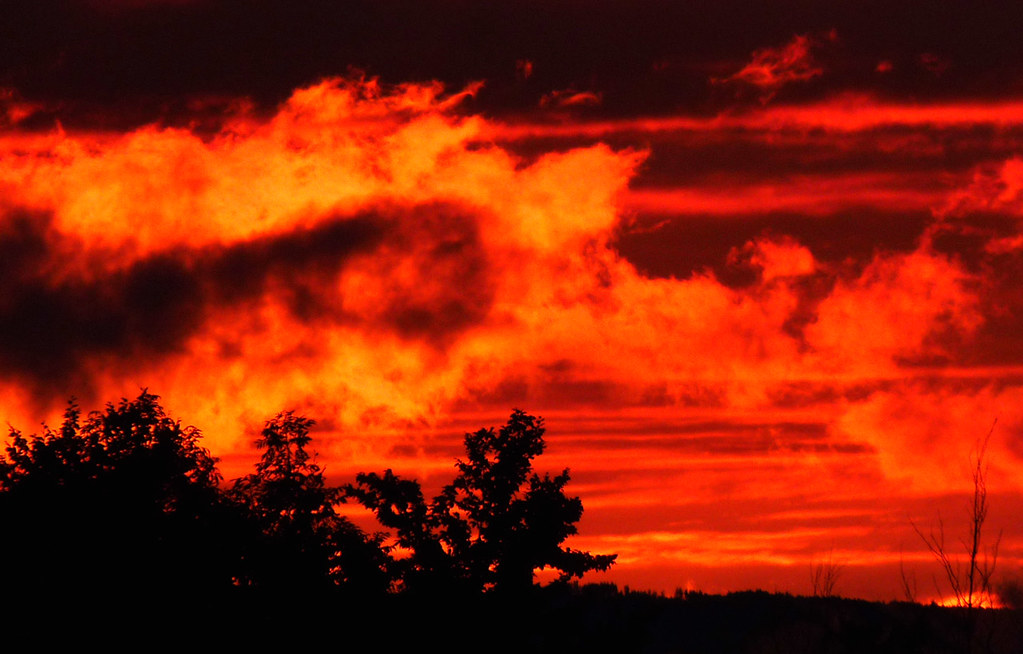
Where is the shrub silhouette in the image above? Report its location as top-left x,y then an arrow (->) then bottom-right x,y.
348,409 -> 616,594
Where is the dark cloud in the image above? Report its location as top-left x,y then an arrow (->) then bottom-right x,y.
955,249 -> 1023,367
0,209 -> 204,396
199,213 -> 390,315
631,128 -> 1023,187
353,204 -> 496,342
0,202 -> 493,405
5,1 -> 1023,128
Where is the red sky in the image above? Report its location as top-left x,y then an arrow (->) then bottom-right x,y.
1,1 -> 1022,602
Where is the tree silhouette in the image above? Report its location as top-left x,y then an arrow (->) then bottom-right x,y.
346,468 -> 462,593
230,411 -> 389,593
0,391 -> 239,603
1,396 -> 612,611
912,425 -> 1003,653
349,410 -> 616,594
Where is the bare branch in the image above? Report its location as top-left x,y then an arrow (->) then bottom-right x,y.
899,549 -> 917,603
810,549 -> 844,598
911,420 -> 1001,612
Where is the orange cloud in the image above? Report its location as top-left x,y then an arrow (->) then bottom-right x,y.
0,78 -> 990,454
806,248 -> 982,371
834,384 -> 1023,494
933,157 -> 1023,254
731,236 -> 816,281
0,88 -> 43,127
0,77 -> 644,448
3,76 -> 1021,599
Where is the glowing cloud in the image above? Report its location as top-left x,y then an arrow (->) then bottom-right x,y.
941,157 -> 1023,218
0,78 -> 645,450
731,237 -> 816,282
715,32 -> 834,99
2,73 -> 1022,599
806,249 -> 982,370
0,78 -> 999,459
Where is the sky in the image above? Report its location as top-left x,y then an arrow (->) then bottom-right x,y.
2,0 -> 1022,602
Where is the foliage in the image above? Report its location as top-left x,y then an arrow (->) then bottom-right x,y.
1,395 -> 608,603
229,411 -> 389,592
1,390 -> 220,491
348,409 -> 616,594
0,391 -> 236,598
345,467 -> 455,591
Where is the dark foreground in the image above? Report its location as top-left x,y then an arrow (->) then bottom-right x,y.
11,584 -> 1019,653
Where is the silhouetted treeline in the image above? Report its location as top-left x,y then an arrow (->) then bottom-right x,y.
3,392 -> 1021,652
0,391 -> 612,612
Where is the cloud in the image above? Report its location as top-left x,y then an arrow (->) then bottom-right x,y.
516,59 -> 534,81
939,157 -> 1023,220
805,248 -> 982,370
491,97 -> 1023,141
833,383 -> 1023,493
0,78 -> 643,436
624,173 -> 941,217
0,203 -> 466,400
729,236 -> 816,282
540,90 -> 603,109
0,88 -> 43,127
714,32 -> 835,100
0,76 -> 1012,525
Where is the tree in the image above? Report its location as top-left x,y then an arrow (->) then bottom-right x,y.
912,425 -> 1002,653
810,550 -> 844,598
348,409 -> 616,594
0,391 -> 238,603
345,468 -> 455,592
912,427 -> 1001,610
230,411 -> 389,593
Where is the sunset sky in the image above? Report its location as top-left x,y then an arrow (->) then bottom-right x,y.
2,0 -> 1022,602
